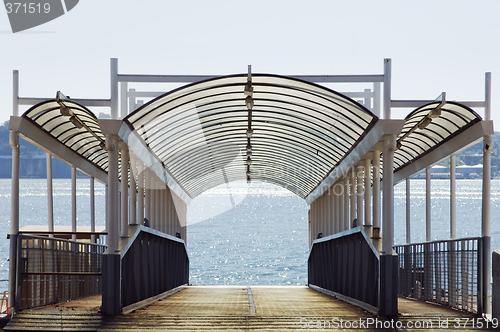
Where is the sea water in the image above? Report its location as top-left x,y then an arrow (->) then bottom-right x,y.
0,179 -> 498,291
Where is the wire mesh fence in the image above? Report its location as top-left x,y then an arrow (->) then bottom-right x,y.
16,234 -> 106,310
394,237 -> 482,314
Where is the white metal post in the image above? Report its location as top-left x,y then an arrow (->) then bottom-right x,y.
110,58 -> 119,120
373,149 -> 381,237
450,154 -> 456,239
356,164 -> 364,226
383,59 -> 392,120
338,182 -> 344,232
137,163 -> 144,226
129,88 -> 136,114
344,176 -> 349,230
120,147 -> 129,238
8,131 -> 19,312
129,159 -> 137,225
145,169 -> 151,226
382,136 -> 396,254
90,177 -> 96,244
373,82 -> 381,117
364,158 -> 371,226
13,70 -> 19,117
482,71 -> 492,314
329,188 -> 335,236
71,166 -> 77,241
105,135 -> 119,252
350,168 -> 356,227
406,177 -> 411,244
161,189 -> 165,233
46,153 -> 54,237
426,166 -> 431,241
120,82 -> 128,119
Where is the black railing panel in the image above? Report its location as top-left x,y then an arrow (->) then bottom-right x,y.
120,226 -> 189,307
308,227 -> 379,308
16,234 -> 106,310
394,237 -> 482,314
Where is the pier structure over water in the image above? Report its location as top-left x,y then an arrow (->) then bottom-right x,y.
6,59 -> 496,322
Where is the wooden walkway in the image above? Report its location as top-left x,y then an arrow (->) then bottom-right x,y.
4,286 -> 496,331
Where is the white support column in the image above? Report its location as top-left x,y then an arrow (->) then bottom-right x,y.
145,169 -> 151,226
110,58 -> 119,120
350,168 -> 356,227
151,186 -> 156,230
382,136 -> 397,254
364,158 -> 371,226
71,166 -> 77,241
329,188 -> 335,236
166,189 -> 172,235
129,159 -> 137,225
373,82 -> 381,117
337,182 -> 343,232
356,164 -> 364,226
312,200 -> 317,240
482,71 -> 492,315
333,188 -> 338,234
373,149 -> 381,237
406,177 -> 411,244
426,166 -> 431,241
160,189 -> 166,233
120,82 -> 128,119
90,177 -> 96,244
13,70 -> 19,117
8,131 -> 19,311
155,183 -> 161,231
450,154 -> 456,239
120,147 -> 129,238
105,134 -> 119,253
137,163 -> 144,225
46,153 -> 54,237
383,58 -> 392,120
381,134 -> 397,316
344,176 -> 349,230
129,88 -> 136,113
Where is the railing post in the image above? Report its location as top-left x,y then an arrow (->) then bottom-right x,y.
426,166 -> 431,241
90,176 -> 95,244
47,153 -> 54,238
71,166 -> 77,241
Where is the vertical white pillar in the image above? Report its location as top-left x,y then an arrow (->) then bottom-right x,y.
426,166 -> 431,241
105,135 -> 119,252
13,70 -> 19,117
90,177 -> 96,244
329,188 -> 335,236
145,169 -> 151,226
382,135 -> 397,254
166,189 -> 172,235
120,147 -> 129,238
364,158 -> 371,226
151,185 -> 156,230
129,159 -> 137,225
356,164 -> 364,226
482,72 -> 492,315
71,166 -> 77,241
137,163 -> 144,225
337,182 -> 343,232
8,131 -> 20,311
383,58 -> 392,120
450,154 -> 456,239
129,88 -> 136,114
373,82 -> 381,117
161,189 -> 166,233
46,153 -> 54,237
120,82 -> 128,119
155,183 -> 161,231
373,149 -> 381,237
406,177 -> 411,244
333,188 -> 338,233
350,168 -> 356,227
110,58 -> 119,120
344,176 -> 349,230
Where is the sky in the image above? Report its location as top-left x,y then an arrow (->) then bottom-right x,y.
1,0 -> 500,125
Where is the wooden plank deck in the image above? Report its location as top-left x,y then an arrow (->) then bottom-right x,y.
4,286 -> 497,331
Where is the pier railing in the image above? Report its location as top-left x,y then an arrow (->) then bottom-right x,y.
394,237 -> 483,314
308,227 -> 379,312
120,227 -> 189,309
16,234 -> 106,310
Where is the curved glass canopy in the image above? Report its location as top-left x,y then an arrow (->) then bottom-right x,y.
125,74 -> 378,199
394,101 -> 482,173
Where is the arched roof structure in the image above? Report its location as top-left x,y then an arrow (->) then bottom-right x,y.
123,74 -> 377,199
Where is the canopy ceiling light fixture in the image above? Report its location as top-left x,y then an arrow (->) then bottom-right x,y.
396,95 -> 446,150
55,90 -> 106,148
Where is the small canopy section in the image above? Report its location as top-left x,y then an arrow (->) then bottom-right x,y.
124,74 -> 377,199
22,99 -> 111,173
394,101 -> 482,173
